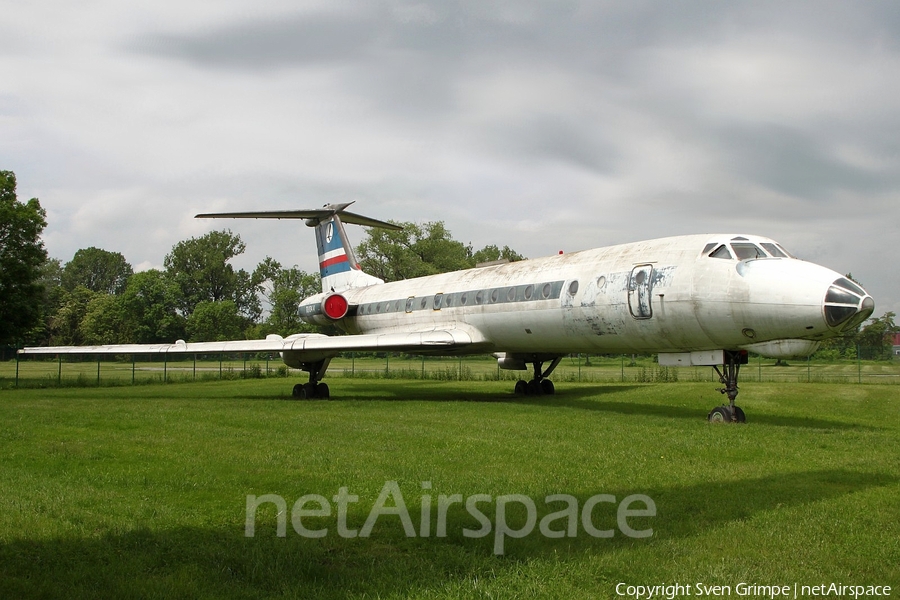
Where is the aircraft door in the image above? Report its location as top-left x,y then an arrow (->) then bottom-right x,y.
628,264 -> 653,319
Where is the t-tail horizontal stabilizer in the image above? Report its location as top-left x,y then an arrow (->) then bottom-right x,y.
196,202 -> 401,293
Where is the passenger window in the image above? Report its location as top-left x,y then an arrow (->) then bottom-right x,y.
709,245 -> 733,259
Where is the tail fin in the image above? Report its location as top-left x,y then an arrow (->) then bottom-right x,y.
314,212 -> 386,292
195,202 -> 401,293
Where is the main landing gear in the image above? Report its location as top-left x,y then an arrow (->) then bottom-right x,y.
292,358 -> 331,400
514,357 -> 562,396
708,350 -> 748,423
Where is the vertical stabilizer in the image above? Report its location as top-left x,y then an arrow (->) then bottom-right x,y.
195,202 -> 400,294
314,214 -> 385,292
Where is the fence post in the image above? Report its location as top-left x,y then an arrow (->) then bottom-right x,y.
621,355 -> 625,382
164,354 -> 168,383
193,354 -> 197,381
15,352 -> 19,388
58,354 -> 62,386
858,344 -> 862,384
807,355 -> 810,383
219,356 -> 223,379
385,353 -> 390,376
132,355 -> 136,385
97,357 -> 101,386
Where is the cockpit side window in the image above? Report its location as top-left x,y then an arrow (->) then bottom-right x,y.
702,242 -> 717,256
709,245 -> 733,259
760,243 -> 786,258
731,243 -> 766,260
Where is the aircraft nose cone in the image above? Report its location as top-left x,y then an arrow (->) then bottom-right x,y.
824,278 -> 875,331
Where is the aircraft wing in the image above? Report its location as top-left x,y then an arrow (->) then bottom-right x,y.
17,328 -> 489,357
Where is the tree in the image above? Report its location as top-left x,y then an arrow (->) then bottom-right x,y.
857,312 -> 898,360
0,170 -> 48,345
79,293 -> 129,345
164,230 -> 262,320
254,258 -> 320,336
61,246 -> 133,294
48,286 -> 97,346
356,221 -> 524,283
186,300 -> 246,342
119,270 -> 185,343
471,244 -> 526,265
25,257 -> 65,346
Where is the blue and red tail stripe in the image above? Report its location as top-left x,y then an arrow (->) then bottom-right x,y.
315,219 -> 357,278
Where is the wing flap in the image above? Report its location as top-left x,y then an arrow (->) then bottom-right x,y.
288,329 -> 476,353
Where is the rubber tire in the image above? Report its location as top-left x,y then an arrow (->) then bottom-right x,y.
316,382 -> 330,400
540,379 -> 555,395
707,405 -> 732,423
292,383 -> 305,399
732,406 -> 746,423
526,380 -> 540,395
514,380 -> 528,395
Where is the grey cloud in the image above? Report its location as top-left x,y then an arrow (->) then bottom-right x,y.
716,124 -> 900,199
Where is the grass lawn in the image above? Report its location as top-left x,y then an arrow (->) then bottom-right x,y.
0,377 -> 898,598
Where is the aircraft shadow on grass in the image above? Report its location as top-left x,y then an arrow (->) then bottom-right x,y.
1,468 -> 893,598
273,382 -> 876,432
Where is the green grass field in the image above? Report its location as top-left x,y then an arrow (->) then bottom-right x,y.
1,375 -> 898,599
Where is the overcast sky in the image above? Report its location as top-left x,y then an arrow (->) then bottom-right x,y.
3,1 -> 898,315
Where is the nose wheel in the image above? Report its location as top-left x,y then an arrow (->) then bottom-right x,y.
709,350 -> 748,423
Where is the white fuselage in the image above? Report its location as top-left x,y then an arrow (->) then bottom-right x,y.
299,234 -> 873,358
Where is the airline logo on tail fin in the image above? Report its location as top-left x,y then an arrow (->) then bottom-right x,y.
316,220 -> 356,278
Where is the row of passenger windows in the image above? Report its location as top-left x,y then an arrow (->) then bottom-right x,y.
703,238 -> 794,261
356,281 -> 565,316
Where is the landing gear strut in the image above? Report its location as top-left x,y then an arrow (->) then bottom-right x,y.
708,350 -> 748,423
292,358 -> 331,400
514,357 -> 562,396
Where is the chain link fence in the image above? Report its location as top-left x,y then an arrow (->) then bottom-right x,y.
3,348 -> 898,389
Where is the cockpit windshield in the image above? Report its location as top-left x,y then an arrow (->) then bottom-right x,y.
706,237 -> 795,261
731,243 -> 766,260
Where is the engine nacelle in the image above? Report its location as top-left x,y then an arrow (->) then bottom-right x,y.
496,353 -> 527,371
741,339 -> 821,359
299,293 -> 352,326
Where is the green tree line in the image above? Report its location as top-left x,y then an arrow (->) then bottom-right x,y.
2,169 -> 896,357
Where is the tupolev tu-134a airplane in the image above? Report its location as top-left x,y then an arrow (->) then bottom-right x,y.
20,203 -> 875,422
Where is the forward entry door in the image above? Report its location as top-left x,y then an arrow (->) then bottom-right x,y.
628,264 -> 654,319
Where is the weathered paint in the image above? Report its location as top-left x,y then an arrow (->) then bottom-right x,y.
298,233 -> 874,358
